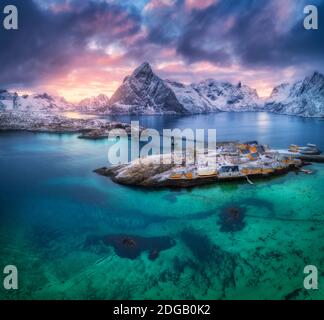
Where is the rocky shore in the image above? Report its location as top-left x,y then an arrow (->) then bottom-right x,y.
95,155 -> 176,187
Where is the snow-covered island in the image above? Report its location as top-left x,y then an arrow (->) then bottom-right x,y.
0,111 -> 143,139
95,141 -> 308,188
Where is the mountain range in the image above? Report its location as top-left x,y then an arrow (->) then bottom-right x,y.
265,71 -> 324,117
1,63 -> 323,117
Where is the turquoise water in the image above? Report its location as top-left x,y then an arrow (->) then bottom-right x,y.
1,112 -> 324,300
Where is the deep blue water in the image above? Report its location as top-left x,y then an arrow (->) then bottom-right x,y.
106,112 -> 324,149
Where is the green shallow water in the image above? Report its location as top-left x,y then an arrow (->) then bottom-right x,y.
1,113 -> 324,300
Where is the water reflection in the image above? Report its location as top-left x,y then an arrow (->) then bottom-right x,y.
62,112 -> 97,119
104,112 -> 324,149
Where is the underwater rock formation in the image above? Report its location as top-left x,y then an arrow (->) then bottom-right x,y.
218,206 -> 246,232
85,234 -> 176,260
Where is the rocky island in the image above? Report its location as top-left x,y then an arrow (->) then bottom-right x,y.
95,141 -> 309,188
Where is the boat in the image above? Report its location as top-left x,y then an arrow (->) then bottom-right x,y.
169,173 -> 183,180
300,169 -> 313,174
184,172 -> 193,179
169,172 -> 195,180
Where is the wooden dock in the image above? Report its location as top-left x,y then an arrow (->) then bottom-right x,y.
275,151 -> 324,163
294,154 -> 324,163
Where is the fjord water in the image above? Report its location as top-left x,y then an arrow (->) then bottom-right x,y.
1,112 -> 324,300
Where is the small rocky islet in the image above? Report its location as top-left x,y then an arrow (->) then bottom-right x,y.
85,234 -> 176,260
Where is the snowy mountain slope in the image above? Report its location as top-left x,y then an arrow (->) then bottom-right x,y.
78,94 -> 110,113
192,79 -> 261,112
17,93 -> 75,112
0,90 -> 76,112
165,80 -> 212,113
265,72 -> 324,117
0,90 -> 19,110
165,79 -> 261,113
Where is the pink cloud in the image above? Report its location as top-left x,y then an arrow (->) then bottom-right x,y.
50,1 -> 71,13
185,0 -> 217,11
144,0 -> 176,11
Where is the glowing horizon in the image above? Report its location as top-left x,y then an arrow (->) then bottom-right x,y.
14,63 -> 275,103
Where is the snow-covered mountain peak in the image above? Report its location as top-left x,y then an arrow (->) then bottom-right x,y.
271,83 -> 290,93
132,62 -> 153,78
309,71 -> 324,83
265,71 -> 324,117
78,94 -> 110,113
33,93 -> 54,101
79,94 -> 109,105
97,93 -> 109,99
164,80 -> 186,88
108,63 -> 187,114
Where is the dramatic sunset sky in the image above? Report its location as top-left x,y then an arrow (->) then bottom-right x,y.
1,0 -> 324,102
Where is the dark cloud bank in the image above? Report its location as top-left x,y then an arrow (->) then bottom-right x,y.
1,0 -> 323,88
